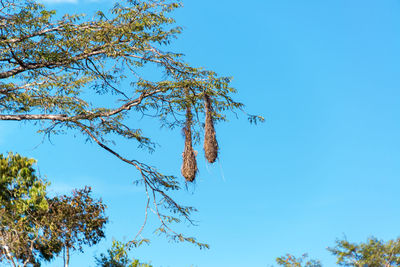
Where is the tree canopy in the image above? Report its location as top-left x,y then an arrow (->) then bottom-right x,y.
275,237 -> 400,267
328,237 -> 400,266
0,152 -> 50,266
0,0 -> 263,248
95,240 -> 153,267
276,254 -> 322,267
0,153 -> 107,267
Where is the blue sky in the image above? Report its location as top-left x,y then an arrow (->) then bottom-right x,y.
2,0 -> 400,266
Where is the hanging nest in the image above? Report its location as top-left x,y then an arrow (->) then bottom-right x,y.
203,94 -> 218,163
181,106 -> 198,182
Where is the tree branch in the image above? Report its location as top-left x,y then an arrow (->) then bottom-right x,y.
0,89 -> 162,121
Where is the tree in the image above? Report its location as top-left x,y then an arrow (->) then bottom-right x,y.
95,240 -> 153,267
45,187 -> 108,267
0,0 -> 263,246
0,152 -> 50,267
0,152 -> 108,267
276,254 -> 322,267
328,237 -> 400,267
275,236 -> 400,267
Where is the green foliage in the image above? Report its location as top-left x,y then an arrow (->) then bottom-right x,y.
43,186 -> 108,266
0,0 -> 263,248
0,152 -> 48,213
276,236 -> 400,267
276,254 -> 322,267
0,152 -> 52,266
47,186 -> 108,253
95,240 -> 153,267
0,152 -> 108,267
328,237 -> 400,267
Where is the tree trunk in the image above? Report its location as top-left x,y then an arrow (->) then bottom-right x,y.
64,246 -> 70,267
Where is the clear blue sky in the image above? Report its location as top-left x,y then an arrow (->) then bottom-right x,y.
2,0 -> 400,266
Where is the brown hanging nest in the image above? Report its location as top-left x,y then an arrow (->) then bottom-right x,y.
203,94 -> 218,163
181,106 -> 198,182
